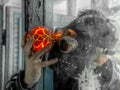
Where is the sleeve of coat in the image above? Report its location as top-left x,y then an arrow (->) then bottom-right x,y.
107,57 -> 120,90
4,71 -> 36,90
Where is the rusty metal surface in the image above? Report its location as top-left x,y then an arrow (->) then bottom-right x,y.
24,0 -> 44,32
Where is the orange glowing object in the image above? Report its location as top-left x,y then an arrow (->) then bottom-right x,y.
68,29 -> 76,36
54,32 -> 63,40
26,26 -> 55,52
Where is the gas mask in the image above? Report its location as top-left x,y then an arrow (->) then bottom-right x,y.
50,28 -> 117,78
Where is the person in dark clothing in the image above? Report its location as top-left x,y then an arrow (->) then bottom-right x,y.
5,9 -> 120,90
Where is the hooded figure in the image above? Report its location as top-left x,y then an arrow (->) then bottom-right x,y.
49,9 -> 119,90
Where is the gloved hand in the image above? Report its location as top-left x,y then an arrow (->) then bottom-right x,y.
95,47 -> 108,66
90,47 -> 108,67
21,33 -> 58,87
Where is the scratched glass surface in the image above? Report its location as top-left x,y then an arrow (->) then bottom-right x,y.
53,0 -> 120,90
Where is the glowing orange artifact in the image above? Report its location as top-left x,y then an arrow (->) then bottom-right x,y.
26,26 -> 54,52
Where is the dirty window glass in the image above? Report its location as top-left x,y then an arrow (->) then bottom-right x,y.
53,0 -> 120,90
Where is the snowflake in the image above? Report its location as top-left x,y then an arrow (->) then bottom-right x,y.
74,67 -> 101,90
